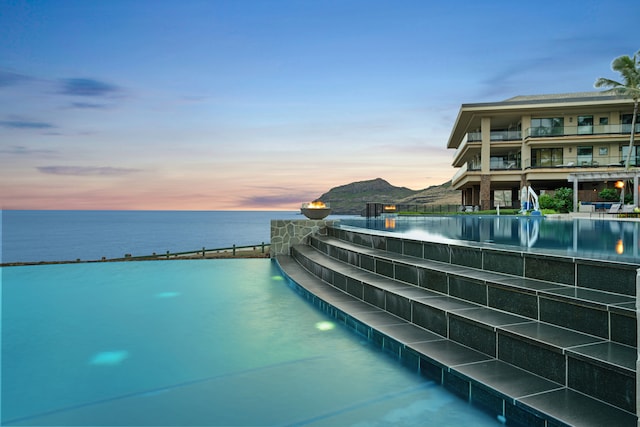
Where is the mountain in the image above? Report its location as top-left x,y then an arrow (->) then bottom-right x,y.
315,178 -> 459,215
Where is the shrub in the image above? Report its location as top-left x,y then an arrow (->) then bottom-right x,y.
538,193 -> 555,210
553,187 -> 573,213
598,188 -> 619,201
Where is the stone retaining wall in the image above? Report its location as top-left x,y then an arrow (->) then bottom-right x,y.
270,219 -> 335,256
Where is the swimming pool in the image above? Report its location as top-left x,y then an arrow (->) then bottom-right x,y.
2,259 -> 500,426
339,215 -> 640,264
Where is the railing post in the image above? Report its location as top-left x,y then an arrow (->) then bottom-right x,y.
202,247 -> 205,257
233,244 -> 236,256
261,242 -> 265,253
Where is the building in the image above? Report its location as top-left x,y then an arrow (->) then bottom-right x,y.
447,91 -> 640,211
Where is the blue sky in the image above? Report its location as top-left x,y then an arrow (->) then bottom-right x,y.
1,0 -> 638,210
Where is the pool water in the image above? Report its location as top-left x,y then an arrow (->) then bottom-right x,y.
340,215 -> 640,263
2,259 -> 500,426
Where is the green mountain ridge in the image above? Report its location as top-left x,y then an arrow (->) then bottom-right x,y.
315,178 -> 460,215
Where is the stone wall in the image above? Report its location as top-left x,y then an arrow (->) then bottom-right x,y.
270,219 -> 336,256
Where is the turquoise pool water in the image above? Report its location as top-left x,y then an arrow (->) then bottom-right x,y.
2,259 -> 500,426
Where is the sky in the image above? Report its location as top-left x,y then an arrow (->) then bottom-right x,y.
1,0 -> 638,210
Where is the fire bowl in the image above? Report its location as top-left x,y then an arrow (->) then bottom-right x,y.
301,202 -> 332,219
301,207 -> 332,220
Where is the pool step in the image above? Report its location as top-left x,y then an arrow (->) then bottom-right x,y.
291,242 -> 636,411
276,254 -> 637,427
310,233 -> 636,347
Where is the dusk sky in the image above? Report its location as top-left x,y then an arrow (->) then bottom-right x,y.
1,0 -> 638,210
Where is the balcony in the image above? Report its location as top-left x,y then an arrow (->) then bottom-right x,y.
467,130 -> 522,142
526,123 -> 640,138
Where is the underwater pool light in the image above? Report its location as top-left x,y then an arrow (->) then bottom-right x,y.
315,321 -> 335,331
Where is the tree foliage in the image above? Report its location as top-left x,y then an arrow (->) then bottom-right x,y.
595,50 -> 640,169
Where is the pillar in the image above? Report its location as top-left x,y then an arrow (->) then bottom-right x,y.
480,175 -> 491,210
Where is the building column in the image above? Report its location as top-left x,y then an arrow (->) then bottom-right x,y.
480,175 -> 491,210
480,117 -> 491,210
573,179 -> 579,213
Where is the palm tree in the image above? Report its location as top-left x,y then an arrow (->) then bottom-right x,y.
595,50 -> 640,170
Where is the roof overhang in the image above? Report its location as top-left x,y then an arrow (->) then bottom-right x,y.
567,171 -> 640,182
446,93 -> 633,150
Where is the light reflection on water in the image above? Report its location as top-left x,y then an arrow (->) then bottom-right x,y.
339,215 -> 640,264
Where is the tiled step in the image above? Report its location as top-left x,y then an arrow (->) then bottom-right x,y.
275,254 -> 637,427
310,234 -> 637,347
327,225 -> 639,297
290,243 -> 636,415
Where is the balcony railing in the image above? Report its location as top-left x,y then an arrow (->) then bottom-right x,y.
526,123 -> 640,138
467,130 -> 522,142
524,154 -> 633,169
466,124 -> 640,142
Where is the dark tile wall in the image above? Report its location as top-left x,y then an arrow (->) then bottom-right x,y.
524,255 -> 575,285
449,316 -> 496,356
450,246 -> 483,269
383,336 -> 402,357
395,263 -> 419,285
449,276 -> 487,305
401,346 -> 420,371
386,238 -> 403,255
333,271 -> 347,290
411,302 -> 448,336
404,240 -> 423,258
363,283 -> 385,309
419,357 -> 443,383
423,242 -> 450,263
488,286 -> 538,319
375,259 -> 394,278
346,277 -> 364,299
469,384 -> 505,420
539,297 -> 608,339
506,402 -> 547,427
360,254 -> 375,272
443,371 -> 470,400
498,334 -> 565,384
610,311 -> 637,346
567,356 -> 635,412
418,268 -> 448,294
371,235 -> 387,250
386,293 -> 412,321
484,250 -> 524,276
577,262 -> 636,296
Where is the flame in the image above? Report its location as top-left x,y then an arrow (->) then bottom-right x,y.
616,239 -> 624,255
307,201 -> 326,209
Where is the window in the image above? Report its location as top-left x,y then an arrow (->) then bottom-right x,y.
530,117 -> 564,137
577,115 -> 593,134
531,148 -> 563,167
493,190 -> 512,207
577,146 -> 593,166
621,113 -> 640,133
621,145 -> 639,166
599,117 -> 608,125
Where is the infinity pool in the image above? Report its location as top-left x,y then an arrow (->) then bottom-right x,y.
2,259 -> 500,426
340,215 -> 640,264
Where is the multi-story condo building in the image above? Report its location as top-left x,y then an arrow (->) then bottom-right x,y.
447,92 -> 640,211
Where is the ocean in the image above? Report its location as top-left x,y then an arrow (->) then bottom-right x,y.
1,210 -> 349,264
